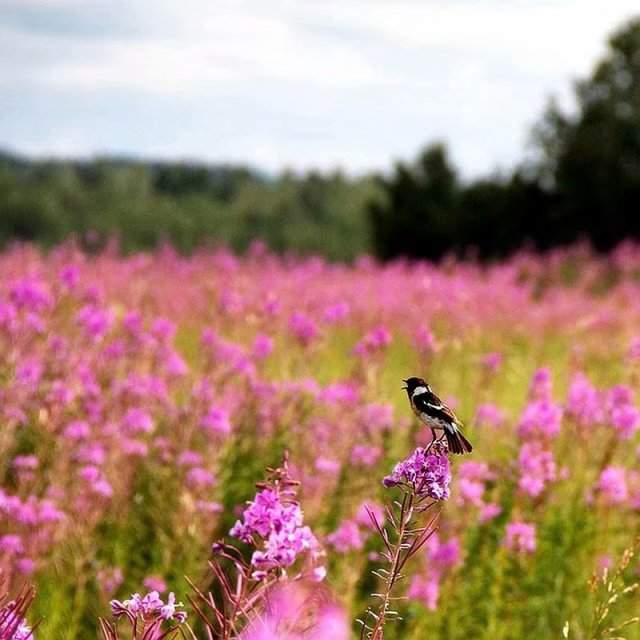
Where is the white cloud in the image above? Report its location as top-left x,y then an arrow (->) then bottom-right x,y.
0,0 -> 638,175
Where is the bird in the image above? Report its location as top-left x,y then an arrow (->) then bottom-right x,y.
402,377 -> 473,455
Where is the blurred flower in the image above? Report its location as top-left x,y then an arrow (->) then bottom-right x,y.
97,566 -> 124,596
566,373 -> 601,427
529,367 -> 553,401
289,312 -> 319,346
238,582 -> 349,640
350,445 -> 382,467
201,406 -> 232,435
143,576 -> 167,593
474,403 -> 505,428
352,326 -> 392,358
355,502 -> 385,530
408,574 -> 440,610
518,400 -> 563,440
322,302 -> 350,324
253,334 -> 274,360
122,408 -> 154,435
518,442 -> 557,498
628,336 -> 640,361
326,521 -> 364,553
480,351 -> 503,374
479,502 -> 502,523
414,326 -> 437,354
596,466 -> 628,505
186,467 -> 216,489
503,521 -> 536,554
314,458 -> 340,474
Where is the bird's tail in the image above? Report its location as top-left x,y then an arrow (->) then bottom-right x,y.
445,425 -> 473,455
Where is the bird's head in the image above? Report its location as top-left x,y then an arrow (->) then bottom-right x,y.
402,376 -> 429,393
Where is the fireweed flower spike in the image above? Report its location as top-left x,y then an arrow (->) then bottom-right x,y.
188,454 -> 325,640
102,590 -> 187,640
0,584 -> 36,640
359,442 -> 453,640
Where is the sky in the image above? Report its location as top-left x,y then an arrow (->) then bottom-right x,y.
1,0 -> 638,177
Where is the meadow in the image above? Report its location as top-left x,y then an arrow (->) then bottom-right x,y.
1,240 -> 639,639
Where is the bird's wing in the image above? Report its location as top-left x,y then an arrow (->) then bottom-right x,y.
413,393 -> 461,425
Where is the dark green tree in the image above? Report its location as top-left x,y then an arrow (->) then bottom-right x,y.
370,143 -> 462,260
533,17 -> 640,249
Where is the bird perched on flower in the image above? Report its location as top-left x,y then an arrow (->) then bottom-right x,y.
403,377 -> 473,454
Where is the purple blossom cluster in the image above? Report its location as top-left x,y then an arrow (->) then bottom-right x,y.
0,588 -> 34,640
383,445 -> 451,501
110,590 -> 187,624
0,613 -> 32,640
230,486 -> 322,579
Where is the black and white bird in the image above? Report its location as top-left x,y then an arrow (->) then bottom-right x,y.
403,377 -> 473,455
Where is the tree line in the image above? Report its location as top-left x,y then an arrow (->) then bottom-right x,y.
1,17 -> 640,261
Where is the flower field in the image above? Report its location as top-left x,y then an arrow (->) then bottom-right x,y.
1,241 -> 640,639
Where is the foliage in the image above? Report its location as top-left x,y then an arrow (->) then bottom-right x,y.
0,157 -> 378,261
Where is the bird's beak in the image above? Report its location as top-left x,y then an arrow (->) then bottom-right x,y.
401,378 -> 408,390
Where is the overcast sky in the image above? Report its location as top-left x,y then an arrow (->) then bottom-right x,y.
1,0 -> 638,177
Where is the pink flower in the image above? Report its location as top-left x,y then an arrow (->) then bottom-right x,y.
518,442 -> 556,498
529,367 -> 553,401
289,312 -> 319,346
253,334 -> 274,360
628,336 -> 640,361
59,263 -> 81,289
77,304 -> 113,341
314,457 -> 340,474
566,373 -> 602,427
186,467 -> 216,489
479,502 -> 502,523
143,576 -> 167,593
352,326 -> 392,358
518,400 -> 563,440
98,566 -> 124,595
201,406 -> 232,435
414,326 -> 437,354
63,420 -> 91,441
355,502 -> 385,530
383,446 -> 451,501
408,574 -> 440,610
0,534 -> 24,554
12,455 -> 38,470
360,403 -> 393,431
427,535 -> 461,570
350,445 -> 382,467
597,466 -> 628,505
503,521 -> 536,554
16,557 -> 36,575
229,481 -> 321,577
177,450 -> 203,467
326,520 -> 364,553
318,382 -> 359,406
458,478 -> 485,506
238,583 -> 349,640
122,408 -> 154,434
322,302 -> 350,324
610,404 -> 640,440
481,352 -> 503,374
475,403 -> 505,428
